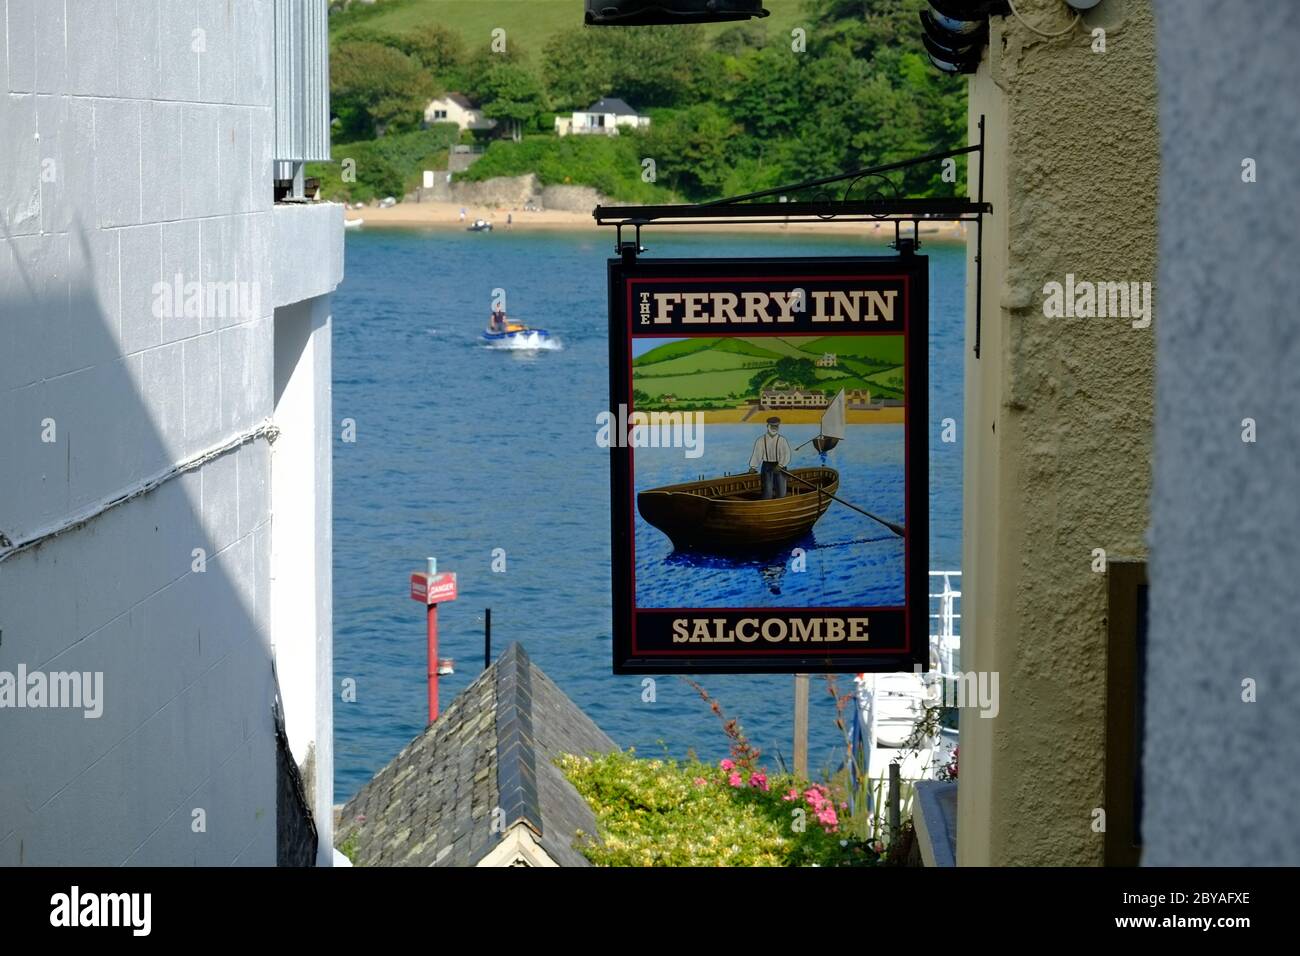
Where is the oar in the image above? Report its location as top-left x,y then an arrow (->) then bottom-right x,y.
780,468 -> 905,537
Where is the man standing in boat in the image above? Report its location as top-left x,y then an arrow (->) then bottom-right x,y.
749,416 -> 791,499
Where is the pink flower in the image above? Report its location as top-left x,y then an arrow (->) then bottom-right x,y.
719,758 -> 735,772
692,777 -> 707,787
728,772 -> 744,787
782,788 -> 800,802
750,773 -> 769,792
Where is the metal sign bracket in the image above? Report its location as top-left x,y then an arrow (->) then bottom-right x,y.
596,116 -> 991,356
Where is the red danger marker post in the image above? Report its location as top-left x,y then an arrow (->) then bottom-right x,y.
410,557 -> 458,723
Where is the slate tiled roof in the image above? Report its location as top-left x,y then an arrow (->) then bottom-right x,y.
584,97 -> 640,116
445,92 -> 476,109
337,643 -> 616,866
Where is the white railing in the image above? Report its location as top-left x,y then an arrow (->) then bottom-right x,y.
850,571 -> 962,799
929,570 -> 962,680
924,571 -> 962,779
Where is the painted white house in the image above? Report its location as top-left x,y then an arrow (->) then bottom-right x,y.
0,0 -> 341,866
423,92 -> 496,132
760,387 -> 830,409
555,97 -> 649,136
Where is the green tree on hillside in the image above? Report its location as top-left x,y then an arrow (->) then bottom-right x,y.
644,104 -> 739,199
479,63 -> 548,141
747,356 -> 821,396
718,46 -> 809,142
605,26 -> 704,107
394,23 -> 467,78
462,40 -> 533,104
541,26 -> 703,111
775,356 -> 820,387
331,40 -> 436,138
804,0 -> 966,193
803,0 -> 917,57
711,21 -> 769,55
540,30 -> 613,111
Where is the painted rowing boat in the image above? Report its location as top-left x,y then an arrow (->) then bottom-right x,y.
637,467 -> 839,552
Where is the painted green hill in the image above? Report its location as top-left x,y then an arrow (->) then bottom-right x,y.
749,337 -> 825,358
713,338 -> 793,359
633,337 -> 784,366
634,351 -> 772,378
796,336 -> 905,365
632,334 -> 905,407
634,368 -> 756,402
816,371 -> 902,399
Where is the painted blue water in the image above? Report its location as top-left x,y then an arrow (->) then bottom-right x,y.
635,427 -> 905,608
333,228 -> 965,802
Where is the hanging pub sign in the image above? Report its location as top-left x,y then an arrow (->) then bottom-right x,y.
608,254 -> 929,674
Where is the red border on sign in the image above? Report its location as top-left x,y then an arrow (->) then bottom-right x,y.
623,273 -> 913,658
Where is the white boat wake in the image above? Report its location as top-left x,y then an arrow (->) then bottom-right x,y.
483,332 -> 562,351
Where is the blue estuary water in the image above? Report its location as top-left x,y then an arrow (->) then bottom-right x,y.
333,228 -> 965,802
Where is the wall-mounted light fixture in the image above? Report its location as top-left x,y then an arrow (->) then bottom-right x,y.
585,0 -> 769,27
920,0 -> 1009,74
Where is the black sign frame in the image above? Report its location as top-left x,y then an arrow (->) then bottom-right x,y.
609,254 -> 929,674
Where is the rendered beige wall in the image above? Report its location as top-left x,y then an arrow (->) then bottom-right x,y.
959,0 -> 1157,866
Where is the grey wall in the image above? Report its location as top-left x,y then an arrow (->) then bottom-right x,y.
1146,0 -> 1300,865
0,0 -> 340,865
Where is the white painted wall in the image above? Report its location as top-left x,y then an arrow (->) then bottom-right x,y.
0,0 -> 341,865
270,291 -> 335,866
422,95 -> 494,132
566,110 -> 649,135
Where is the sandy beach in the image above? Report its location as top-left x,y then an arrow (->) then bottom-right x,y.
344,199 -> 970,242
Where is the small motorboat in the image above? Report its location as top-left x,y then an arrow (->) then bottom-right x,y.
467,218 -> 493,232
481,320 -> 551,344
343,217 -> 364,229
638,467 -> 839,552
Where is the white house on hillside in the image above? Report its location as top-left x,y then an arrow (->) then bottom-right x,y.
555,97 -> 650,136
424,93 -> 497,132
1,0 -> 342,866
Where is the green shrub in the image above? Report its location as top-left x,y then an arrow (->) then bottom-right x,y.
331,39 -> 436,139
309,124 -> 460,202
456,134 -> 670,204
558,749 -> 883,867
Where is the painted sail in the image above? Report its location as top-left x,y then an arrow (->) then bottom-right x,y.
821,389 -> 846,440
